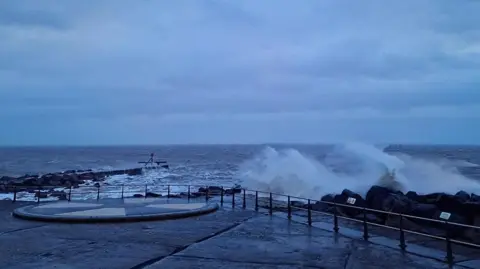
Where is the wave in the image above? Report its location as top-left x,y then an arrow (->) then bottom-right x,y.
237,143 -> 480,199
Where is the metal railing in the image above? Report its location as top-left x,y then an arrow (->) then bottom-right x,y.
3,183 -> 480,265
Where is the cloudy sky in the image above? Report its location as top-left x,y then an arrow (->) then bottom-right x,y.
1,0 -> 480,146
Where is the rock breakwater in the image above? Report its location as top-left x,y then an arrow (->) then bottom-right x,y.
0,168 -> 143,195
291,186 -> 480,244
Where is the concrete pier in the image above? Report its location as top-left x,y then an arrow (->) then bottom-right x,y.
1,199 -> 478,269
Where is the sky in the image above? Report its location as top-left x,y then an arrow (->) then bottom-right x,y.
1,0 -> 480,146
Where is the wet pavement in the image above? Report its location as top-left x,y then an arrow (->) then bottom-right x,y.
0,199 -> 478,269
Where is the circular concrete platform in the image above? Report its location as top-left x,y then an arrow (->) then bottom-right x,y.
12,198 -> 219,223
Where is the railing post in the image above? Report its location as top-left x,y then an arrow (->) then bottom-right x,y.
445,221 -> 454,264
333,203 -> 339,233
220,187 -> 224,206
68,186 -> 72,202
96,185 -> 100,201
287,196 -> 292,220
362,207 -> 369,240
144,184 -> 148,198
232,191 -> 235,208
242,189 -> 246,209
13,186 -> 17,203
269,192 -> 273,215
205,186 -> 209,202
187,185 -> 191,201
399,214 -> 407,250
121,184 -> 124,199
36,187 -> 40,203
255,191 -> 258,211
307,199 -> 312,226
167,185 -> 171,198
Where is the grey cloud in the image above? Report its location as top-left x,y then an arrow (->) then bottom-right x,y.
1,0 -> 480,144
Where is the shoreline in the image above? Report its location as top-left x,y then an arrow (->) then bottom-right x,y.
2,167 -> 480,250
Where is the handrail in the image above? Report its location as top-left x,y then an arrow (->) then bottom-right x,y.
3,182 -> 480,264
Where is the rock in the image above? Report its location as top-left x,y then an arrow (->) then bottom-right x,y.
78,172 -> 95,181
366,185 -> 396,211
310,194 -> 335,212
354,213 -> 383,224
434,193 -> 469,217
410,203 -> 438,220
198,186 -> 224,195
133,194 -> 143,198
290,201 -> 305,208
406,191 -> 419,201
186,192 -> 203,198
386,215 -> 425,232
328,189 -> 367,217
455,191 -> 470,202
49,191 -> 68,200
462,201 -> 480,222
145,192 -> 161,198
471,193 -> 480,202
0,176 -> 16,182
432,211 -> 468,237
34,192 -> 48,199
463,216 -> 480,244
126,168 -> 142,176
225,187 -> 241,195
381,193 -> 414,214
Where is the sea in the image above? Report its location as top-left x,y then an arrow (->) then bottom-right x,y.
2,143 -> 480,200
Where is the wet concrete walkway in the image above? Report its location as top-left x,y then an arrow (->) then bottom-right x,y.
0,200 -> 475,268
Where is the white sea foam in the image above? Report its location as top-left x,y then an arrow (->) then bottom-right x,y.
238,142 -> 480,200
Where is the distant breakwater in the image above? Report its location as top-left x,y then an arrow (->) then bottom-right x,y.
0,167 -> 242,201
0,168 -> 143,194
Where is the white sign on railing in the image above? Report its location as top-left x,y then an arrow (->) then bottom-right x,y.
439,212 -> 451,220
346,197 -> 356,205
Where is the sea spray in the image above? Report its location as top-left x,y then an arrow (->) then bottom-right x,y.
237,143 -> 480,200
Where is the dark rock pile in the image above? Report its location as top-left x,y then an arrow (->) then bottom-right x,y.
0,168 -> 143,194
301,185 -> 480,243
131,186 -> 243,199
0,169 -> 243,201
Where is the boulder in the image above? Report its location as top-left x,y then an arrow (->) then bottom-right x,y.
366,185 -> 396,211
290,200 -> 305,208
434,193 -> 469,217
145,192 -> 162,198
471,193 -> 480,203
49,190 -> 68,200
409,203 -> 438,220
0,176 -> 16,182
381,193 -> 414,214
311,194 -> 335,212
386,215 -> 425,232
329,189 -> 367,217
432,211 -> 468,237
34,192 -> 48,199
198,186 -> 224,195
455,191 -> 470,202
463,216 -> 480,244
354,213 -> 383,224
225,187 -> 242,195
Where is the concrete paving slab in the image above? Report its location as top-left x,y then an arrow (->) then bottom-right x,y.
147,216 -> 457,269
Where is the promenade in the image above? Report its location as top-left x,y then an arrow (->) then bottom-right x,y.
1,199 -> 477,269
